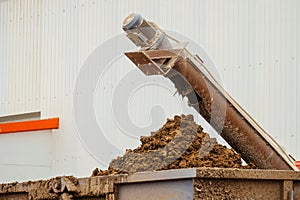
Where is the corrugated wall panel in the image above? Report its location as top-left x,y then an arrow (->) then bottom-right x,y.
0,0 -> 41,115
0,1 -> 7,115
0,0 -> 299,181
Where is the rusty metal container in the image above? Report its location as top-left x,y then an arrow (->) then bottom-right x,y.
1,168 -> 300,200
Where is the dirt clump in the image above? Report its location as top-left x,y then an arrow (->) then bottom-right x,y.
92,114 -> 254,176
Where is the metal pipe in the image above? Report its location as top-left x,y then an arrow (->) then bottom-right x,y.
169,58 -> 292,169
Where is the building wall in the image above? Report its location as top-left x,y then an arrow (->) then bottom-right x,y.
0,130 -> 53,183
0,0 -> 299,182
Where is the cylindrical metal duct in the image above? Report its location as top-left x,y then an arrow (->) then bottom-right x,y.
169,58 -> 292,170
122,13 -> 172,50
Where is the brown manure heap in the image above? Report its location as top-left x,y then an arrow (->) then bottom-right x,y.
92,114 -> 254,176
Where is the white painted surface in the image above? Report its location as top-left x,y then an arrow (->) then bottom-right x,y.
0,130 -> 52,183
0,0 -> 299,181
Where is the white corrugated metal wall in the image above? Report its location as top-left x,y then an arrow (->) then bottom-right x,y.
0,0 -> 299,182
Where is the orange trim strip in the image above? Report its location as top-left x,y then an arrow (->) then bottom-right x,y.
0,118 -> 59,134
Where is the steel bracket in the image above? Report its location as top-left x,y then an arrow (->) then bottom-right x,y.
125,42 -> 188,77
